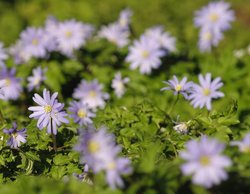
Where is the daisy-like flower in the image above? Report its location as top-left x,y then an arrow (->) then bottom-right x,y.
198,27 -> 223,52
3,123 -> 27,149
55,20 -> 94,57
98,23 -> 129,48
0,42 -> 8,66
231,133 -> 250,153
9,41 -> 32,65
73,79 -> 109,110
20,27 -> 47,58
180,136 -> 231,188
145,26 -> 176,52
0,66 -> 22,100
28,88 -> 69,135
194,1 -> 235,32
189,73 -> 224,110
27,66 -> 47,91
161,75 -> 193,99
111,72 -> 130,98
118,8 -> 132,29
126,35 -> 165,74
68,101 -> 95,126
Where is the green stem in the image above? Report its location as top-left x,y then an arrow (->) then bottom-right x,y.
51,125 -> 57,152
167,94 -> 180,115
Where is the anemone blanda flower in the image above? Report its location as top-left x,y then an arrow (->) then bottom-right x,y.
27,66 -> 47,91
73,79 -> 109,110
231,133 -> 250,153
118,8 -> 132,29
28,88 -> 68,135
0,66 -> 22,100
0,42 -> 8,66
55,20 -> 94,57
180,136 -> 231,188
194,1 -> 234,32
111,72 -> 130,98
9,40 -> 32,65
145,26 -> 176,52
98,23 -> 129,48
3,123 -> 27,149
68,100 -> 95,126
126,35 -> 165,74
161,75 -> 193,99
20,27 -> 47,58
189,73 -> 224,110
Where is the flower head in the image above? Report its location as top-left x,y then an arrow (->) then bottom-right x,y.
231,133 -> 250,153
0,42 -> 8,65
126,35 -> 165,74
189,73 -> 224,110
27,66 -> 47,91
118,8 -> 132,29
180,136 -> 231,188
0,66 -> 22,100
111,72 -> 130,98
73,79 -> 109,110
68,101 -> 96,126
28,88 -> 69,135
3,123 -> 27,149
161,75 -> 193,99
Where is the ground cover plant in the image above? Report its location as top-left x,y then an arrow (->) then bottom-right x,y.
0,0 -> 250,193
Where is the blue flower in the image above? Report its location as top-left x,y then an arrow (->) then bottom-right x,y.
180,136 -> 231,188
161,75 -> 193,99
3,123 -> 27,149
68,101 -> 95,126
27,66 -> 47,91
28,88 -> 69,135
111,72 -> 130,98
231,133 -> 250,153
189,73 -> 224,110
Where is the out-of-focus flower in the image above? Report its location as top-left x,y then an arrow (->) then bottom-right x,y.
126,35 -> 165,74
55,20 -> 94,57
118,8 -> 133,29
189,73 -> 224,110
145,26 -> 176,52
161,75 -> 193,99
9,41 -> 32,65
111,72 -> 130,98
98,23 -> 129,48
44,16 -> 59,52
0,42 -> 8,66
0,66 -> 22,100
231,133 -> 250,153
73,79 -> 109,110
27,66 -> 47,91
180,136 -> 231,188
194,1 -> 234,32
28,88 -> 68,135
68,100 -> 95,126
3,123 -> 27,149
20,27 -> 47,58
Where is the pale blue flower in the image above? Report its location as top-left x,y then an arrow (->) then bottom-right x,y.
111,72 -> 130,98
180,136 -> 231,188
118,8 -> 132,29
189,73 -> 224,110
9,40 -> 32,65
231,133 -> 250,153
28,88 -> 69,135
0,42 -> 8,66
27,66 -> 47,91
126,35 -> 165,74
3,123 -> 27,149
68,101 -> 95,126
161,75 -> 193,99
73,79 -> 109,110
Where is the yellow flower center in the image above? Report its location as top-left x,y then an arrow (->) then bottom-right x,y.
175,84 -> 182,92
34,77 -> 41,85
204,32 -> 212,41
65,31 -> 72,38
141,50 -> 149,58
87,141 -> 100,153
199,155 -> 211,166
44,105 -> 52,113
89,91 -> 97,97
77,109 -> 86,118
32,38 -> 39,46
12,132 -> 18,138
203,88 -> 211,96
5,78 -> 11,86
107,161 -> 116,170
209,13 -> 219,22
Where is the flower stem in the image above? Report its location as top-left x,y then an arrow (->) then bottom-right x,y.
168,94 -> 179,115
51,133 -> 57,152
